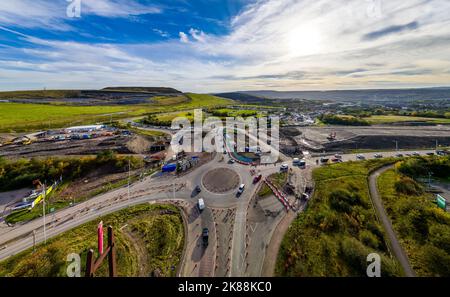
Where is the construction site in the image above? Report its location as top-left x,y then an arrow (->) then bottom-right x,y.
0,124 -> 170,158
280,125 -> 450,154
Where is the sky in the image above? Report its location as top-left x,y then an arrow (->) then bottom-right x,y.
0,0 -> 450,92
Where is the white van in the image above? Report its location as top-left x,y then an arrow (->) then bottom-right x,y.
198,198 -> 205,211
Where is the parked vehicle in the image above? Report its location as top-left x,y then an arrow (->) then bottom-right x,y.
228,159 -> 235,164
395,153 -> 404,158
320,158 -> 329,164
437,150 -> 447,156
413,152 -> 420,156
374,153 -> 383,159
356,154 -> 365,160
280,164 -> 289,171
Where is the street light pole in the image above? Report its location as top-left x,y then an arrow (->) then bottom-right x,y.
43,183 -> 47,244
128,157 -> 131,200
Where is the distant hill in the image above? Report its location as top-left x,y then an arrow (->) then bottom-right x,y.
237,88 -> 450,102
213,92 -> 265,103
102,87 -> 182,94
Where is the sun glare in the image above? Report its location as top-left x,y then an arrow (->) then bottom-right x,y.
286,24 -> 323,57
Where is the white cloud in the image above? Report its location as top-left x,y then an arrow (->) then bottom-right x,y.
0,0 -> 161,30
189,28 -> 207,43
179,32 -> 189,43
1,0 -> 450,92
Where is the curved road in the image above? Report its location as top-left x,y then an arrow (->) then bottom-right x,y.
368,165 -> 416,277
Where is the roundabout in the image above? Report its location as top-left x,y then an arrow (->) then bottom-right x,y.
202,167 -> 240,194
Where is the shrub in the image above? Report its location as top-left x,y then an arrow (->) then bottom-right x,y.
394,176 -> 423,195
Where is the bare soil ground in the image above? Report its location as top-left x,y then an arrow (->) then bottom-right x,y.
0,135 -> 154,158
202,168 -> 240,193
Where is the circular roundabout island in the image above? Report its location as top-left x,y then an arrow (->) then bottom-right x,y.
202,168 -> 240,194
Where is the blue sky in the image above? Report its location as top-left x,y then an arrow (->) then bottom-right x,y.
1,0 -> 450,92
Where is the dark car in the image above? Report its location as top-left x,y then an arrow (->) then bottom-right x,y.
191,185 -> 202,197
202,228 -> 209,247
253,174 -> 263,184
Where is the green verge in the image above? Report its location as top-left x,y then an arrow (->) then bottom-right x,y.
0,203 -> 184,277
275,159 -> 402,276
377,165 -> 450,276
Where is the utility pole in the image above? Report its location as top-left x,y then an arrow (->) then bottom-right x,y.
128,157 -> 131,200
394,140 -> 398,152
43,183 -> 47,244
436,139 -> 438,151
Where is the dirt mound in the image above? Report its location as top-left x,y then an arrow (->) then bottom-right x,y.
126,135 -> 151,154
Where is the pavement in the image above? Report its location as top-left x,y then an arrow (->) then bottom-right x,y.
369,165 -> 416,277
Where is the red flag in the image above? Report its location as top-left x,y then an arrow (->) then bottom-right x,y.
98,221 -> 104,255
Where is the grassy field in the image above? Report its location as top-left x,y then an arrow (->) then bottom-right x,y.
211,108 -> 265,118
377,167 -> 450,276
365,115 -> 450,125
0,203 -> 184,277
0,93 -> 233,133
276,159 -> 402,276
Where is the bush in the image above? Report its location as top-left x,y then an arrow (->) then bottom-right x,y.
328,189 -> 363,213
394,176 -> 423,195
359,230 -> 380,249
421,245 -> 450,277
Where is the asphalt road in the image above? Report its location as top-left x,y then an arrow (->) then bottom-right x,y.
0,140 -> 436,275
369,165 -> 416,277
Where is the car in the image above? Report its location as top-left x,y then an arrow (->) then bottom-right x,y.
334,154 -> 342,159
395,153 -> 404,158
253,175 -> 263,184
413,152 -> 420,156
320,158 -> 329,164
293,158 -> 300,165
228,159 -> 235,164
202,228 -> 209,247
356,154 -> 365,160
280,164 -> 289,171
374,153 -> 383,159
437,150 -> 447,156
299,159 -> 306,168
331,158 -> 342,163
195,185 -> 201,193
238,184 -> 245,194
198,198 -> 205,211
426,152 -> 435,156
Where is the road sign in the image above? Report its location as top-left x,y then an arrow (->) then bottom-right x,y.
437,194 -> 447,210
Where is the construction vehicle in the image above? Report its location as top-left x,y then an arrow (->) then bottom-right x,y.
327,132 -> 337,141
